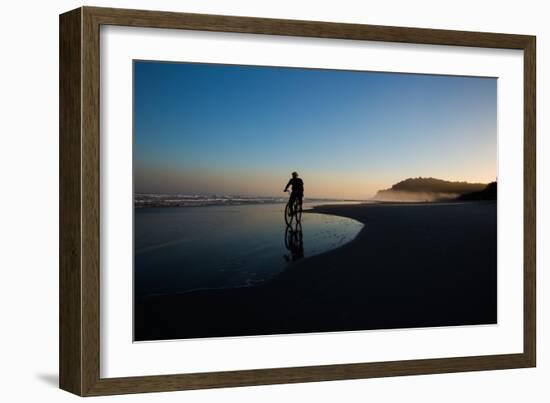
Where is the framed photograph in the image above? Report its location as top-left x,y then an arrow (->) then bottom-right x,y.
59,6 -> 536,396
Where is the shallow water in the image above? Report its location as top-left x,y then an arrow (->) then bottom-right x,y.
134,202 -> 363,300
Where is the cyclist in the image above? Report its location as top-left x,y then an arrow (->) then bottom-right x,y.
284,171 -> 304,215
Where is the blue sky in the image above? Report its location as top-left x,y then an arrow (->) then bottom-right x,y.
134,61 -> 496,199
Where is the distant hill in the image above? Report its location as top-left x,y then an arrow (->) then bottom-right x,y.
373,177 -> 488,202
457,182 -> 497,201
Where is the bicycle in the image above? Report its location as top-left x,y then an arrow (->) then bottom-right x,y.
284,190 -> 302,227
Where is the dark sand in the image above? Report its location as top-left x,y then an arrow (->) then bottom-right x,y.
135,201 -> 497,341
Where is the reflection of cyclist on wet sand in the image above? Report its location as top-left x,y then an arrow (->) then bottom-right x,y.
284,171 -> 304,216
284,223 -> 304,262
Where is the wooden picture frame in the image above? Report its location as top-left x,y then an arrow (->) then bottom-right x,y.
59,6 -> 536,396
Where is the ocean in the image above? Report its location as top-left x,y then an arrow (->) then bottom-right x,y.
134,201 -> 363,303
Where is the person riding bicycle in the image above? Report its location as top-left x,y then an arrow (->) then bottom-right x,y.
284,172 -> 304,215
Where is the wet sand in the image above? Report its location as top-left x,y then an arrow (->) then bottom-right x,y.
135,201 -> 497,341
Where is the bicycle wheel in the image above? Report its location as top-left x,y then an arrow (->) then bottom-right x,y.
284,202 -> 294,226
294,200 -> 302,223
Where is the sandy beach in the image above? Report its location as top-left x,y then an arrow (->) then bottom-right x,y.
135,201 -> 497,341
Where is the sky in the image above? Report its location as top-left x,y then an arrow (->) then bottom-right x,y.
134,61 -> 497,200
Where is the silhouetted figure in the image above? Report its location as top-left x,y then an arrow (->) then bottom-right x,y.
284,172 -> 304,215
